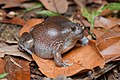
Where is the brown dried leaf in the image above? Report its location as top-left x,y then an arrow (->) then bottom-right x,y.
96,31 -> 120,62
10,57 -> 22,68
0,10 -> 25,25
19,19 -> 44,36
101,40 -> 120,62
0,0 -> 29,8
74,0 -> 107,8
92,28 -> 105,38
95,17 -> 120,29
4,56 -> 30,80
0,17 -> 25,26
96,31 -> 120,47
0,9 -> 7,19
111,26 -> 120,32
108,19 -> 120,29
0,45 -> 32,61
32,41 -> 105,78
94,17 -> 110,28
5,40 -> 18,44
39,0 -> 68,13
97,37 -> 120,51
0,58 -> 5,74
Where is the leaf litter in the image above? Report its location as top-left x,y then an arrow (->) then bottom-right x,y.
0,0 -> 120,79
39,0 -> 68,13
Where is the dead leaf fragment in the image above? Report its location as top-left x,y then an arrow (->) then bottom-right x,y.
39,0 -> 68,13
10,57 -> 22,68
0,10 -> 7,20
0,45 -> 32,61
0,58 -> 5,74
19,19 -> 44,36
95,17 -> 120,29
0,9 -> 25,25
96,31 -> 120,62
98,37 -> 120,51
4,56 -> 30,80
101,40 -> 120,62
96,31 -> 120,46
0,0 -> 29,8
32,41 -> 105,78
92,28 -> 105,38
0,17 -> 25,26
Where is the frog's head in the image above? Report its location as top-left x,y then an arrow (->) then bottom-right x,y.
62,22 -> 84,39
70,23 -> 83,37
18,32 -> 34,54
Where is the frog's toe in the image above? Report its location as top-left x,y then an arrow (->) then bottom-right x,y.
62,61 -> 73,67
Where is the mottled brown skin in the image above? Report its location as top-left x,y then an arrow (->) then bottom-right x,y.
18,16 -> 83,67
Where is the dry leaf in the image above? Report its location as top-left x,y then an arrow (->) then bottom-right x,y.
101,40 -> 120,62
96,31 -> 120,46
10,57 -> 22,68
0,17 -> 25,26
92,28 -> 105,38
0,9 -> 7,19
0,9 -> 25,25
32,41 -> 105,78
96,31 -> 120,62
19,19 -> 44,36
74,0 -> 107,8
95,17 -> 120,29
4,56 -> 30,80
5,40 -> 18,44
39,0 -> 68,13
94,17 -> 111,28
0,58 -> 5,74
97,37 -> 120,51
0,45 -> 32,61
108,19 -> 120,29
111,26 -> 120,32
0,0 -> 29,8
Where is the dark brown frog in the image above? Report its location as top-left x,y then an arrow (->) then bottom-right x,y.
18,16 -> 84,67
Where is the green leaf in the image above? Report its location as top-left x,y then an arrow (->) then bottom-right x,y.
0,73 -> 8,79
95,5 -> 108,16
107,3 -> 120,10
91,11 -> 95,28
81,5 -> 109,28
26,3 -> 43,12
81,8 -> 91,22
81,3 -> 120,29
81,7 -> 95,28
36,10 -> 60,16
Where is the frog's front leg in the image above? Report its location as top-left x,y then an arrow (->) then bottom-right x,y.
53,52 -> 73,67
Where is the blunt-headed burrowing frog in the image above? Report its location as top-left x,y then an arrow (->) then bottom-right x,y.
18,16 -> 84,67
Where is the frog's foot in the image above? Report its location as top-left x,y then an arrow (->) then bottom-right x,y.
80,37 -> 89,46
54,52 -> 73,67
61,60 -> 73,67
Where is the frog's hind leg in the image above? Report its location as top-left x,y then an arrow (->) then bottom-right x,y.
53,52 -> 73,67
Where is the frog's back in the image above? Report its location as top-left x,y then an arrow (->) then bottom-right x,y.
45,16 -> 71,24
30,22 -> 65,44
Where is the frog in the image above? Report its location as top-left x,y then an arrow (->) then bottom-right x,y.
18,16 -> 84,67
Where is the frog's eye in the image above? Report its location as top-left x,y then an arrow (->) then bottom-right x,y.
75,23 -> 80,26
71,27 -> 76,31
